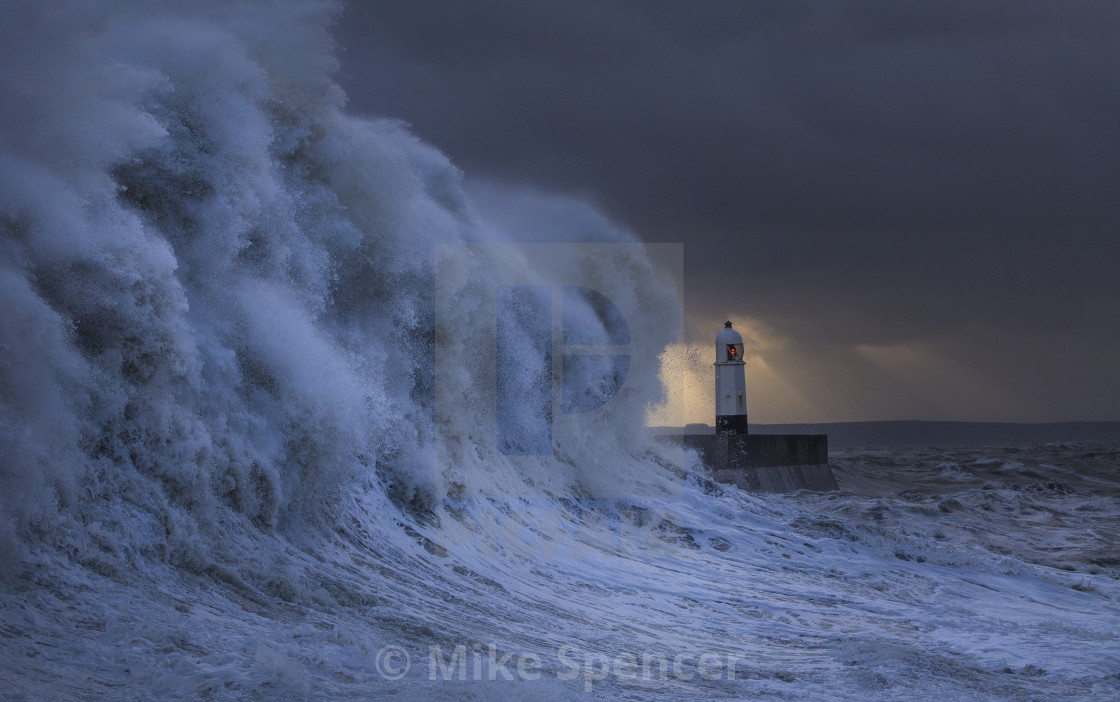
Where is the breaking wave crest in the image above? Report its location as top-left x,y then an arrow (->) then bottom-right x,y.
0,0 -> 682,566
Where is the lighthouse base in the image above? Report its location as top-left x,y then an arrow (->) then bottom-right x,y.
715,414 -> 749,434
662,433 -> 838,493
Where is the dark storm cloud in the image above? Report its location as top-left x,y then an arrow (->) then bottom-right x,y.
334,0 -> 1120,421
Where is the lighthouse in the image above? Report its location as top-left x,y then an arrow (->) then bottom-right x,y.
660,320 -> 835,491
715,321 -> 748,434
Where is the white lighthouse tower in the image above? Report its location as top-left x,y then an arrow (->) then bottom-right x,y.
715,321 -> 748,434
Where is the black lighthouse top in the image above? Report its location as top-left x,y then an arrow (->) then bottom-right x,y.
724,321 -> 733,329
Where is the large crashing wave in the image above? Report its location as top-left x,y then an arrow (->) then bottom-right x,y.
0,0 -> 682,569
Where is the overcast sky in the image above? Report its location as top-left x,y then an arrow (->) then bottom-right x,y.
334,0 -> 1120,423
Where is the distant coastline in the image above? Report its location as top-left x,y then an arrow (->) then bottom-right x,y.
651,420 -> 1120,449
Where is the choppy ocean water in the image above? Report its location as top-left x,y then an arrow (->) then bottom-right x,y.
3,443 -> 1118,700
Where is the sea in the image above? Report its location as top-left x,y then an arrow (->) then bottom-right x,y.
1,1 -> 1117,699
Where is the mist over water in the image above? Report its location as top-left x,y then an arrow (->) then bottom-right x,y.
2,1 -> 1118,699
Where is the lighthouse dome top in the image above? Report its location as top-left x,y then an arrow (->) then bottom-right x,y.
716,321 -> 743,345
716,321 -> 744,363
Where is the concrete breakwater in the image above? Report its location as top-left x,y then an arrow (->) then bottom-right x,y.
662,433 -> 838,492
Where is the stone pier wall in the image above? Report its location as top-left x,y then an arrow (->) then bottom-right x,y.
663,434 -> 838,492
